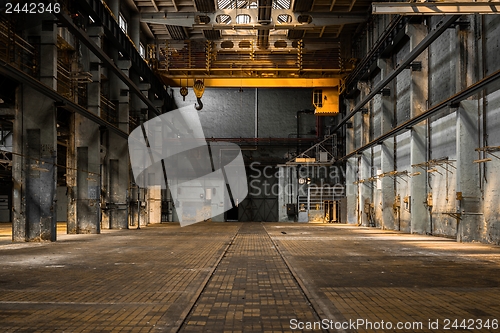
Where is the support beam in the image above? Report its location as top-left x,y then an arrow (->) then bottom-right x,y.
12,16 -> 58,242
359,151 -> 371,226
456,101 -> 482,242
372,2 -> 500,15
0,61 -> 127,139
330,0 -> 337,12
73,0 -> 167,100
377,58 -> 396,230
293,16 -> 459,165
162,78 -> 339,88
349,0 -> 358,12
55,11 -> 162,117
140,11 -> 367,28
339,66 -> 500,162
407,23 -> 430,235
150,0 -> 159,12
333,15 -> 459,134
103,59 -> 131,230
70,26 -> 104,234
345,157 -> 357,224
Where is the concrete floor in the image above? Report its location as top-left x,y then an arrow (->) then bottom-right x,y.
0,223 -> 500,332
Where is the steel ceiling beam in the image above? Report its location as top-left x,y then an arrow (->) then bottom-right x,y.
332,15 -> 460,133
289,15 -> 460,164
372,2 -> 500,15
339,66 -> 500,161
140,11 -> 367,27
161,77 -> 340,87
150,0 -> 159,12
55,11 -> 162,117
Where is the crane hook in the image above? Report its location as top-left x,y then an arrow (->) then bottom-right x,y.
195,97 -> 203,110
193,79 -> 205,111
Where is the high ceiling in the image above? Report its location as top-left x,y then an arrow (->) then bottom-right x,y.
130,0 -> 372,78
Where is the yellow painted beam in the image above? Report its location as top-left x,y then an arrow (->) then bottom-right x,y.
162,77 -> 340,88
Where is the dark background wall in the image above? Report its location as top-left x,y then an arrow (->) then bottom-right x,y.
168,86 -> 318,221
169,87 -> 316,139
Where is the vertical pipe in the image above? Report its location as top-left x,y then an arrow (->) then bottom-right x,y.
98,164 -> 102,232
254,88 -> 258,138
481,15 -> 488,187
137,186 -> 140,229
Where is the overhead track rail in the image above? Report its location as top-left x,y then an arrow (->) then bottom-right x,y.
332,15 -> 459,134
140,11 -> 367,28
0,59 -> 128,139
289,15 -> 459,164
341,15 -> 409,95
55,11 -> 162,117
339,66 -> 500,162
75,0 -> 167,100
372,2 -> 500,15
162,78 -> 339,88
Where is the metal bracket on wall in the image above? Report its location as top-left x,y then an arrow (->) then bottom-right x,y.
440,212 -> 462,220
474,146 -> 500,163
413,157 -> 455,202
412,157 -> 456,173
452,21 -> 470,30
380,88 -> 391,96
409,61 -> 422,72
377,170 -> 408,184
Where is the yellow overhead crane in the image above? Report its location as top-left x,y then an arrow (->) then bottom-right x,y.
162,77 -> 340,115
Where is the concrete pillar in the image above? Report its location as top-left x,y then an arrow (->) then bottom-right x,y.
346,157 -> 357,224
102,60 -> 131,229
356,81 -> 371,147
455,20 -> 481,242
277,165 -> 297,222
278,166 -> 287,222
353,81 -> 371,226
108,0 -> 120,18
359,151 -> 371,226
133,82 -> 152,227
345,99 -> 355,155
456,101 -> 481,242
130,13 -> 140,49
68,26 -> 104,234
377,58 -> 396,230
12,16 -> 57,241
407,23 -> 431,234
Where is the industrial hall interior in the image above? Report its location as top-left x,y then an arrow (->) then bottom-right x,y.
2,0 -> 500,332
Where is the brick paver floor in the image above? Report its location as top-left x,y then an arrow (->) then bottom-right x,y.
1,222 -> 500,332
264,224 -> 500,333
179,223 -> 320,333
0,223 -> 239,332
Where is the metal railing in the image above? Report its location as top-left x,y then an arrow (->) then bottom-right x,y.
100,94 -> 118,124
0,18 -> 37,76
57,58 -> 72,99
159,40 -> 341,77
